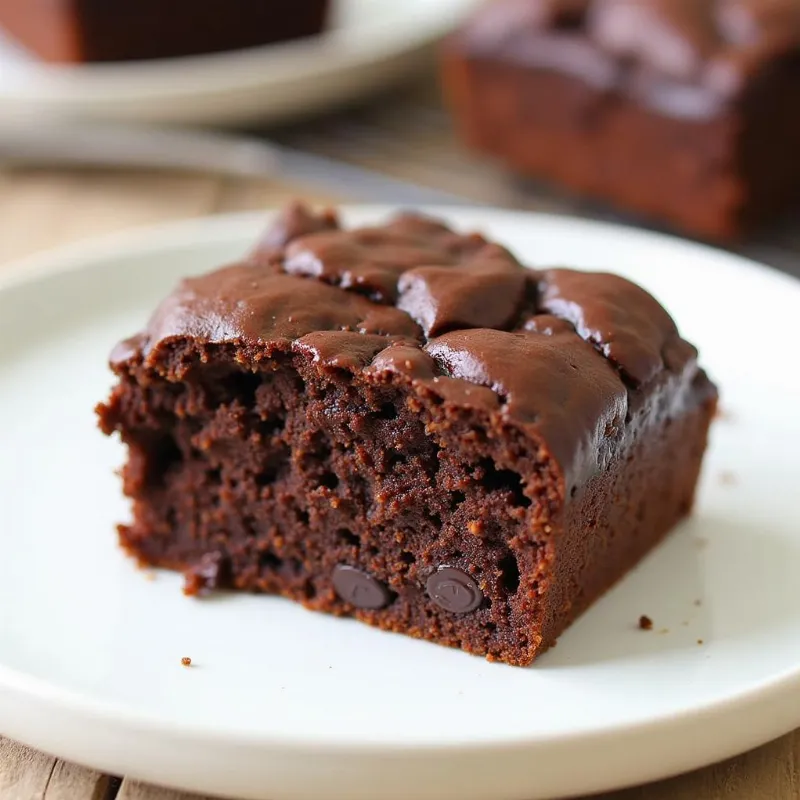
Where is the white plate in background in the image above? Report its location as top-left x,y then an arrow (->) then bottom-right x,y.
0,0 -> 477,126
0,207 -> 799,800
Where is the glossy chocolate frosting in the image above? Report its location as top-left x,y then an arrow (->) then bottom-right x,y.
114,203 -> 703,489
456,0 -> 800,117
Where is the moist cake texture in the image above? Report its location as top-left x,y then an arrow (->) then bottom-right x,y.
97,203 -> 717,666
442,0 -> 800,240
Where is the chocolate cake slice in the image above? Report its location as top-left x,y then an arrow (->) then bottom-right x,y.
97,203 -> 717,666
442,0 -> 800,241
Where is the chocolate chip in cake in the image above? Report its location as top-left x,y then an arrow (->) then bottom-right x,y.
98,202 -> 717,666
332,565 -> 390,609
426,567 -> 483,614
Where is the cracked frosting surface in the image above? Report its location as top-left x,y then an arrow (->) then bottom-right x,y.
113,202 -> 703,488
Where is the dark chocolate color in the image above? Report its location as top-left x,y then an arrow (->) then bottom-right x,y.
443,0 -> 800,240
538,269 -> 693,386
98,203 -> 717,666
426,567 -> 484,614
0,0 -> 330,63
332,566 -> 392,610
130,208 -> 684,490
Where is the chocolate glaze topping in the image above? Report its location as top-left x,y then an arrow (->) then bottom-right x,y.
397,246 -> 528,337
424,328 -> 627,477
278,215 -> 506,304
457,0 -> 800,117
117,204 -> 701,489
539,268 -> 693,385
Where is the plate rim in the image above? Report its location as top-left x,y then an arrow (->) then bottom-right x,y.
0,0 -> 480,99
1,203 -> 799,293
1,204 -> 800,756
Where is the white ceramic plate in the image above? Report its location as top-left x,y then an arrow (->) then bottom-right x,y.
1,207 -> 799,800
0,0 -> 478,126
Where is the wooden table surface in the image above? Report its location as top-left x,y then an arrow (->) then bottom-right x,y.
1,75 -> 799,800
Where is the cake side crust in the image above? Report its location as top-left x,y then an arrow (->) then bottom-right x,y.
97,203 -> 718,665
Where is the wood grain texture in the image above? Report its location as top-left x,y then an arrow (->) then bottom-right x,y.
0,738 -> 111,800
0,738 -> 55,798
215,177 -> 339,214
0,169 -> 221,265
43,761 -> 115,800
117,780 -> 208,800
597,732 -> 800,800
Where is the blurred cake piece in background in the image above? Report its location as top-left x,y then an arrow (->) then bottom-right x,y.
0,0 -> 330,63
441,0 -> 800,241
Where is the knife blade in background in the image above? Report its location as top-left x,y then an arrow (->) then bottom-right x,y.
0,117 -> 471,207
0,116 -> 797,278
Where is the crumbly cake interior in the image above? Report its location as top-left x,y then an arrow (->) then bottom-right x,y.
110,342 -> 562,661
98,204 -> 717,665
